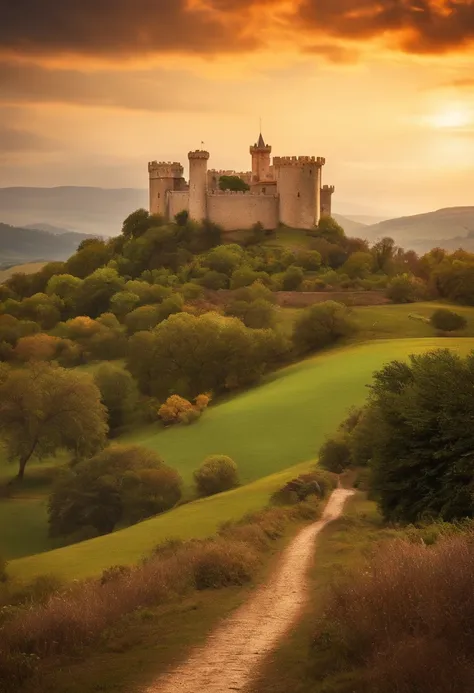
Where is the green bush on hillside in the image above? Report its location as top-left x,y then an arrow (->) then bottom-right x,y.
48,445 -> 182,538
430,308 -> 467,333
194,455 -> 239,497
319,437 -> 352,474
292,301 -> 355,354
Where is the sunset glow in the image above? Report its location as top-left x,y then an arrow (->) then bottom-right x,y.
1,1 -> 474,215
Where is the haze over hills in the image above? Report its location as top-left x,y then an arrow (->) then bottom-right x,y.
1,186 -> 474,256
0,223 -> 95,267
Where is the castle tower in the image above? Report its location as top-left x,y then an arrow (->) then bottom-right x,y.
148,161 -> 184,217
274,156 -> 325,229
250,133 -> 272,183
321,185 -> 335,217
188,150 -> 210,222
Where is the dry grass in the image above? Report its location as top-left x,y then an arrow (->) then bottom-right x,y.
0,493 -> 325,692
314,532 -> 474,693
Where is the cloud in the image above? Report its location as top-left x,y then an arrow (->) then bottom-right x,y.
1,0 -> 474,65
0,62 -> 230,112
0,125 -> 55,153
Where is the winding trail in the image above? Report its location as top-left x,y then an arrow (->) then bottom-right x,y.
144,488 -> 353,693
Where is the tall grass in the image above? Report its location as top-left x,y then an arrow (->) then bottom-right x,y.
0,494 -> 324,691
314,532 -> 474,693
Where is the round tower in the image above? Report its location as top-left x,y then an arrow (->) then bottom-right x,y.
274,156 -> 325,229
148,161 -> 184,217
188,150 -> 209,222
321,184 -> 335,217
250,133 -> 272,183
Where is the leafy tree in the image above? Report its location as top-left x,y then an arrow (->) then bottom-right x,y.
194,455 -> 239,497
66,238 -> 111,279
94,363 -> 139,434
175,210 -> 189,226
124,304 -> 161,333
294,250 -> 322,271
110,291 -> 140,318
315,216 -> 345,242
14,333 -> 61,362
128,312 -> 287,399
293,301 -> 355,354
431,308 -> 467,333
225,298 -> 276,329
386,274 -> 423,303
319,437 -> 352,473
77,267 -> 124,317
342,251 -> 374,279
198,270 -> 229,290
219,175 -> 250,192
372,237 -> 396,273
0,362 -> 107,480
158,395 -> 198,425
48,444 -> 182,537
122,209 -> 165,239
280,266 -> 304,291
205,245 -> 245,276
309,238 -> 347,269
364,350 -> 474,522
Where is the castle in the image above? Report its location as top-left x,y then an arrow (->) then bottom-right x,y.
148,133 -> 335,231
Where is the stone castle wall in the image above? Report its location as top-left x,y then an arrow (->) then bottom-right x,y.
168,191 -> 189,219
207,191 -> 278,231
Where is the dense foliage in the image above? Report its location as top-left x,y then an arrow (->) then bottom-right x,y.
430,308 -> 467,332
48,445 -> 182,538
292,301 -> 355,354
194,455 -> 239,497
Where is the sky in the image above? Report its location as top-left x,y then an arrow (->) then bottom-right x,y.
1,0 -> 474,217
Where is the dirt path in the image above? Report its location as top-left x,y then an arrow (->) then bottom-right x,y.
144,488 -> 353,693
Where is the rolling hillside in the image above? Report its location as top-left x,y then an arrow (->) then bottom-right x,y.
8,335 -> 474,582
363,206 -> 474,251
0,222 -> 94,266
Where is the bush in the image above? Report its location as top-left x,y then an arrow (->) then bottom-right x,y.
158,393 -> 210,425
386,274 -> 425,303
194,455 -> 239,497
190,539 -> 258,589
430,308 -> 467,333
319,437 -> 352,473
292,301 -> 355,354
271,470 -> 336,505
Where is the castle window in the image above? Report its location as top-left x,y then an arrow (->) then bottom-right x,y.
262,187 -> 266,193
157,193 -> 161,198
297,192 -> 300,197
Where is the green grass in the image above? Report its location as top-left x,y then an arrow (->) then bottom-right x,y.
8,460 -> 313,581
8,336 -> 474,581
0,499 -> 50,559
279,301 -> 474,341
264,227 -> 314,250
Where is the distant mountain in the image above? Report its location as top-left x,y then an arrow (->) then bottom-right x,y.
0,223 -> 96,266
24,222 -> 76,235
333,214 -> 367,237
0,187 -> 148,237
343,214 -> 389,226
362,207 -> 474,252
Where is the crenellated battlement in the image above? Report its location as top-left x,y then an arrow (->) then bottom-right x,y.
250,145 -> 272,154
188,150 -> 210,160
322,184 -> 335,193
273,156 -> 326,167
208,169 -> 251,177
148,161 -> 184,178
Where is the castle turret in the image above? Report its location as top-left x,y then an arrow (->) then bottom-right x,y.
188,150 -> 209,222
250,133 -> 272,183
148,161 -> 184,217
274,156 -> 325,229
321,185 -> 335,217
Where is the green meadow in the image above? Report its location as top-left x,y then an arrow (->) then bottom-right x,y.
6,335 -> 474,581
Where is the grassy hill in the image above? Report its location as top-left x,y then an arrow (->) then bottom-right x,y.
7,334 -> 474,582
0,261 -> 46,282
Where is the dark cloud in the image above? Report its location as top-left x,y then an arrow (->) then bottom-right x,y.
0,0 -> 473,61
0,62 -> 222,111
0,126 -> 55,153
297,0 -> 474,54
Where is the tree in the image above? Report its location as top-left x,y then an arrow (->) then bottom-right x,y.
219,175 -> 250,192
386,274 -> 423,303
280,266 -> 304,291
225,298 -> 276,329
14,333 -> 61,362
293,301 -> 355,354
77,267 -> 124,317
314,216 -> 345,242
319,437 -> 352,473
66,238 -> 111,279
48,444 -> 182,537
341,251 -> 374,279
430,308 -> 467,333
372,237 -> 396,273
364,350 -> 474,522
205,244 -> 245,276
0,362 -> 108,480
94,363 -> 139,435
194,455 -> 239,497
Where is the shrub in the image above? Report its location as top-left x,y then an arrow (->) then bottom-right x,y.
190,540 -> 258,589
386,274 -> 425,303
319,437 -> 352,473
430,308 -> 467,333
158,395 -> 194,424
271,470 -> 336,505
194,455 -> 239,497
292,301 -> 355,354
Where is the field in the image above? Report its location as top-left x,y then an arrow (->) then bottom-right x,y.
6,334 -> 474,581
0,262 -> 46,282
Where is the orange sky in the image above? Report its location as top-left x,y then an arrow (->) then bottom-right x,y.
1,0 -> 474,216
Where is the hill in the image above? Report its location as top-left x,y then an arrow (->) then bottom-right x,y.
332,214 -> 367,237
363,206 -> 474,251
0,223 -> 95,266
0,187 -> 148,237
24,222 -> 76,235
8,334 -> 474,581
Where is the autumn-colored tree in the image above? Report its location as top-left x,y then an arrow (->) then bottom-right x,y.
0,362 -> 108,480
158,395 -> 194,424
14,333 -> 61,362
